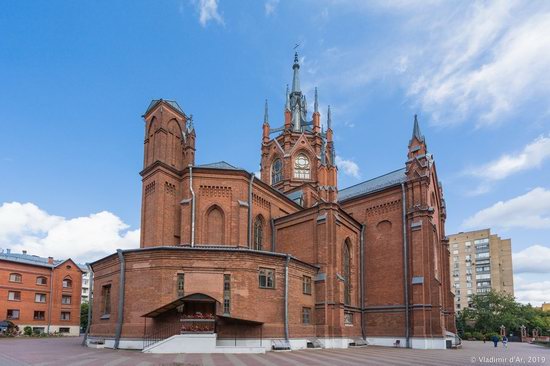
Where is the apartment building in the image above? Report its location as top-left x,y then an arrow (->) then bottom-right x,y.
448,229 -> 514,311
0,249 -> 83,335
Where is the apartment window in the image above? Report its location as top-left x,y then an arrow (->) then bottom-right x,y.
177,273 -> 185,298
467,283 -> 472,288
34,311 -> 45,320
457,304 -> 461,309
344,311 -> 353,325
453,271 -> 459,277
36,276 -> 47,285
83,279 -> 89,286
9,273 -> 22,283
59,327 -> 70,333
101,285 -> 111,315
303,276 -> 312,295
453,263 -> 459,269
476,274 -> 491,280
8,291 -> 21,301
35,293 -> 47,303
302,307 -> 311,324
452,250 -> 458,254
453,244 -> 458,248
62,295 -> 72,305
453,256 -> 458,262
223,274 -> 231,315
7,309 -> 20,320
476,252 -> 490,259
467,289 -> 473,295
456,289 -> 461,295
61,312 -> 70,321
259,268 -> 275,289
62,278 -> 72,288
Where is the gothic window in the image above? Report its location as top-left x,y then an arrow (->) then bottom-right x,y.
343,239 -> 351,306
272,158 -> 282,184
254,216 -> 264,250
294,154 -> 310,179
206,206 -> 224,244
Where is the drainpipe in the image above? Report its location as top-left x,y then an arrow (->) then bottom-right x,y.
47,266 -> 53,334
189,165 -> 196,247
270,218 -> 276,252
114,250 -> 126,349
82,263 -> 94,346
284,255 -> 290,342
360,224 -> 366,340
247,173 -> 254,248
401,183 -> 410,348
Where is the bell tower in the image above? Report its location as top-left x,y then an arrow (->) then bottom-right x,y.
140,99 -> 195,248
260,53 -> 338,206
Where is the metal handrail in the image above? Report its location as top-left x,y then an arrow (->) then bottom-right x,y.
143,322 -> 181,349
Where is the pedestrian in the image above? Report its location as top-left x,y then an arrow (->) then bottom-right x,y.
502,336 -> 508,349
482,334 -> 486,343
491,334 -> 499,348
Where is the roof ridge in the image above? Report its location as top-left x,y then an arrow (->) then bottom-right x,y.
339,167 -> 406,192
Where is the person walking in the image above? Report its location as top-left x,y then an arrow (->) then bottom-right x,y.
502,336 -> 508,349
482,334 -> 486,343
491,334 -> 499,348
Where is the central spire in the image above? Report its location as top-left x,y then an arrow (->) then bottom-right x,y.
291,52 -> 301,93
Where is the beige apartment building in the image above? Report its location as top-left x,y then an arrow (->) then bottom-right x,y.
448,229 -> 514,311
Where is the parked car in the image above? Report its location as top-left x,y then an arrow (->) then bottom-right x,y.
0,320 -> 16,334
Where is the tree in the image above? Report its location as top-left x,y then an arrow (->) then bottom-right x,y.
459,291 -> 550,336
80,302 -> 89,332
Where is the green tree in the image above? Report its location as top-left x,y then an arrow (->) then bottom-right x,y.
80,302 -> 89,332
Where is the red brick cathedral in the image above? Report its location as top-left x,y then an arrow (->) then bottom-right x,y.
87,54 -> 456,352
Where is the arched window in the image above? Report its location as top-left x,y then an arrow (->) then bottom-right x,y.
36,276 -> 47,286
254,216 -> 264,250
9,273 -> 22,283
62,277 -> 72,288
206,206 -> 224,244
294,154 -> 310,179
272,158 -> 282,184
343,239 -> 351,306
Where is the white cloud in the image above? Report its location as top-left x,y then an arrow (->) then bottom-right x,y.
0,202 -> 139,264
514,275 -> 550,306
469,135 -> 550,181
408,3 -> 550,125
309,1 -> 550,126
513,245 -> 550,274
264,0 -> 279,16
195,0 -> 224,27
335,155 -> 360,179
462,187 -> 550,229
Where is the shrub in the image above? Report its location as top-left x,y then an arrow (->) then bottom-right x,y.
472,331 -> 484,340
23,326 -> 32,336
463,332 -> 473,340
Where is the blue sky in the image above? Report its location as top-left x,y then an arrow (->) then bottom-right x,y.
1,1 -> 549,304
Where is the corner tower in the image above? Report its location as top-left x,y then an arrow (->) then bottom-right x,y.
260,53 -> 338,206
140,99 -> 195,247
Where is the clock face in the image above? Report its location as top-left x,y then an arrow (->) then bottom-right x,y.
294,154 -> 310,179
295,155 -> 309,168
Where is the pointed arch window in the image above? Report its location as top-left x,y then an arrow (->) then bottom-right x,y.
294,154 -> 310,179
343,239 -> 351,306
272,159 -> 282,184
206,206 -> 224,244
254,216 -> 264,250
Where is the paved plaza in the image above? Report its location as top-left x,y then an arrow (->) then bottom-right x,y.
0,337 -> 548,366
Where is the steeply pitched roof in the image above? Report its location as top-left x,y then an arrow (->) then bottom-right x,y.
144,99 -> 184,116
338,168 -> 406,202
197,161 -> 240,170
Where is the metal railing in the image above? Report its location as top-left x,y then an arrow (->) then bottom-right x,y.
143,322 -> 182,349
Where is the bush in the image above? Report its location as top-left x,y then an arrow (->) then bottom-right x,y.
23,326 -> 32,336
472,331 -> 484,340
463,332 -> 473,340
